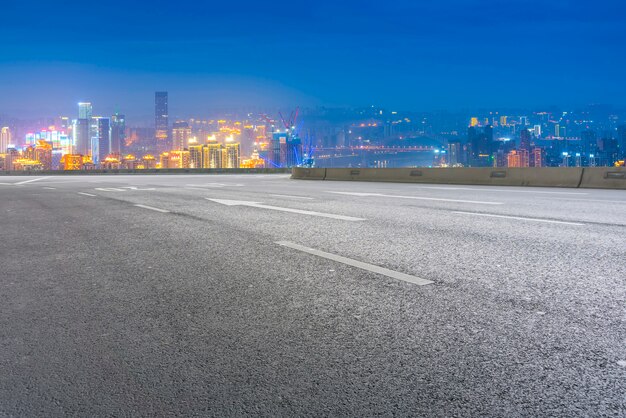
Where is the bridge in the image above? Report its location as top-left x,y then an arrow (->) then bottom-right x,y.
1,172 -> 625,416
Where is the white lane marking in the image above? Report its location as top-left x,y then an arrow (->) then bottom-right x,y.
329,191 -> 503,205
270,194 -> 314,200
42,187 -> 57,190
77,192 -> 97,197
95,187 -> 127,192
276,241 -> 433,286
121,186 -> 156,191
452,211 -> 585,226
14,177 -> 51,185
134,204 -> 170,213
207,198 -> 365,221
417,186 -> 587,195
0,182 -> 14,185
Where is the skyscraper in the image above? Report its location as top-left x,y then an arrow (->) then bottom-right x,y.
110,113 -> 125,156
155,92 -> 169,153
172,121 -> 191,150
223,142 -> 241,168
519,129 -> 531,151
96,117 -> 111,163
75,102 -> 92,156
74,118 -> 90,156
0,127 -> 12,152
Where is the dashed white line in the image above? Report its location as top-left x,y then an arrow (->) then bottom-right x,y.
134,204 -> 170,213
208,198 -> 365,221
14,177 -> 51,185
77,192 -> 97,197
42,187 -> 57,190
276,241 -> 433,286
452,211 -> 585,226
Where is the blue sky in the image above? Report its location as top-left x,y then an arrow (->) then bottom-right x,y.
1,0 -> 625,118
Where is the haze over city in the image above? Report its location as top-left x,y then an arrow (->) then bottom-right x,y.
2,0 -> 626,118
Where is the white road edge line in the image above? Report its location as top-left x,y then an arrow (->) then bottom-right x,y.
14,177 -> 51,185
77,192 -> 97,197
419,186 -> 588,195
42,187 -> 57,190
452,211 -> 585,226
134,204 -> 170,213
270,194 -> 314,200
276,241 -> 433,286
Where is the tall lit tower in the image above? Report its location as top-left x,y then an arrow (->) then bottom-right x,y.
75,102 -> 92,156
0,127 -> 12,152
110,113 -> 126,156
155,92 -> 169,153
95,117 -> 110,164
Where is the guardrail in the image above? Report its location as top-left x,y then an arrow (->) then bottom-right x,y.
0,168 -> 292,176
292,167 -> 626,189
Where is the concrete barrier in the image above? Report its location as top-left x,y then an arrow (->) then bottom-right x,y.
579,167 -> 626,189
0,168 -> 292,176
322,167 -> 584,188
291,167 -> 327,180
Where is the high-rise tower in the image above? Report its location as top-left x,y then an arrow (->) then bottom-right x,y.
0,127 -> 12,152
155,92 -> 169,153
110,113 -> 126,156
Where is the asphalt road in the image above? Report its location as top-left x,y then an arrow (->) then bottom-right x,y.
1,174 -> 625,417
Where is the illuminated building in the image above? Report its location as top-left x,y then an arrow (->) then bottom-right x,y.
532,147 -> 543,167
95,117 -> 110,165
533,125 -> 541,138
203,140 -> 223,168
11,158 -> 43,171
160,150 -> 190,168
172,121 -> 191,150
519,129 -> 531,151
223,141 -> 240,168
507,150 -> 521,167
101,156 -> 121,169
271,131 -> 286,167
284,135 -> 302,167
155,92 -> 169,153
507,149 -> 529,168
3,149 -> 19,171
121,154 -> 140,169
470,117 -> 479,127
142,155 -> 157,169
240,149 -> 265,168
499,116 -> 507,126
468,125 -> 493,167
60,154 -> 84,170
447,141 -> 462,166
110,113 -> 125,156
0,127 -> 11,152
34,140 -> 53,170
189,144 -> 203,168
74,114 -> 90,156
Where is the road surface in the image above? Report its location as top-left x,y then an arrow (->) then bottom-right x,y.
1,174 -> 625,416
